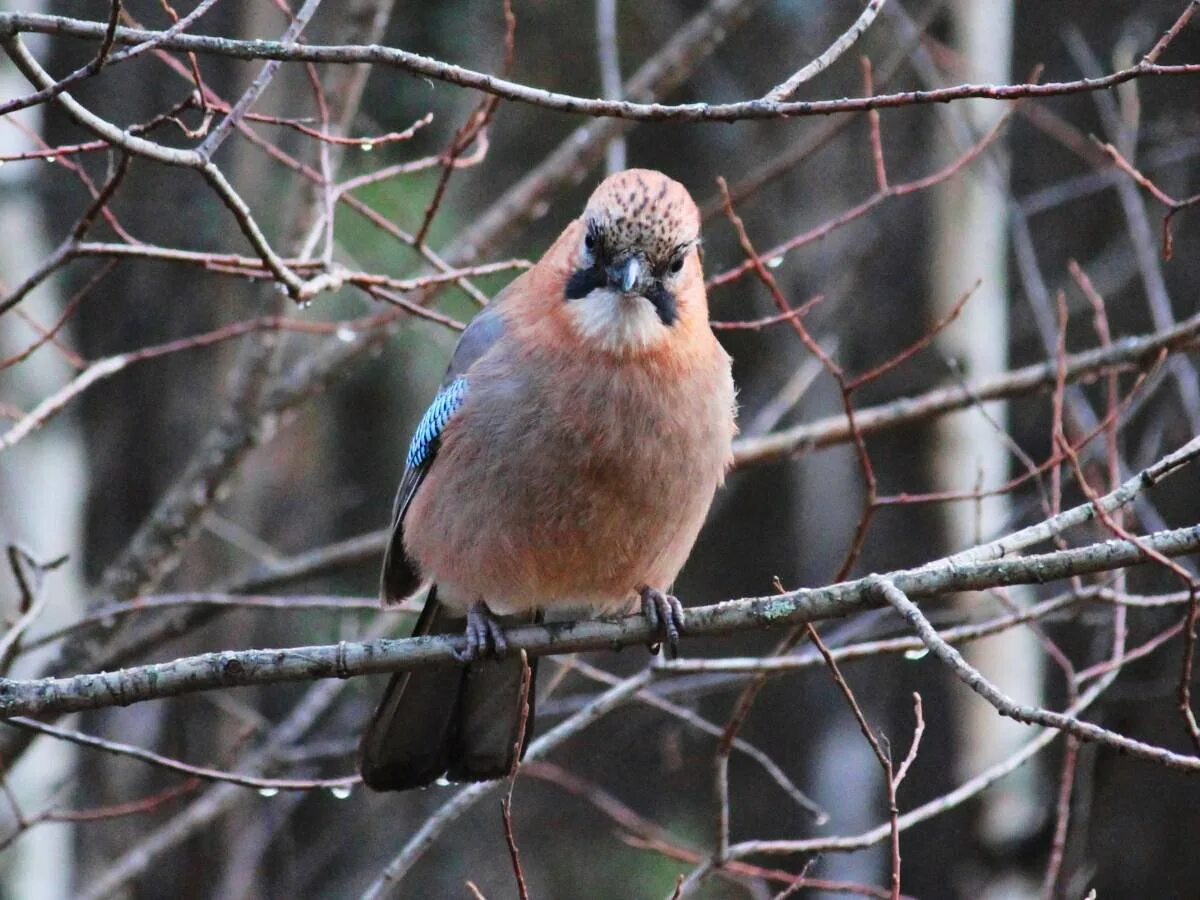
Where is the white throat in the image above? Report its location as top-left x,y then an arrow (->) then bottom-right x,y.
567,287 -> 670,354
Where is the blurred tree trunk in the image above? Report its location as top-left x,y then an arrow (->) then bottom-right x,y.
0,2 -> 86,897
41,1 -> 276,882
929,1 -> 1043,895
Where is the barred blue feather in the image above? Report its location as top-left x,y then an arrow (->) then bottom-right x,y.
406,376 -> 467,470
381,305 -> 503,604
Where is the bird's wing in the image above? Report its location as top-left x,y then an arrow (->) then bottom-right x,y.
380,300 -> 507,602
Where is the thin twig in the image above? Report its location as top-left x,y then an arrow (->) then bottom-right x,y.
805,623 -> 902,900
3,717 -> 358,792
4,11 -> 1198,124
763,0 -> 889,102
871,577 -> 1200,773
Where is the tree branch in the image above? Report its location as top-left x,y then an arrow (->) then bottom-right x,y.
871,576 -> 1200,772
732,309 -> 1200,467
1,525 -> 1195,719
1,12 -> 1197,124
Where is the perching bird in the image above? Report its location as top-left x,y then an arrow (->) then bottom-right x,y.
359,169 -> 736,791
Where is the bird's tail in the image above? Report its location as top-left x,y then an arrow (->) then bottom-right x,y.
358,585 -> 538,791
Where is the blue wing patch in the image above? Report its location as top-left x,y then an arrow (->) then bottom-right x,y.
406,376 -> 467,470
381,304 -> 503,601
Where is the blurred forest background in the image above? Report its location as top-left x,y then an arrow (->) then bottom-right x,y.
1,0 -> 1199,897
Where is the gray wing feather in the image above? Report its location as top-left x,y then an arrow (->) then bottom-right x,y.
443,300 -> 506,384
380,301 -> 508,601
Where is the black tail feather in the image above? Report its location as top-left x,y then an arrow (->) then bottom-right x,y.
446,649 -> 537,783
358,587 -> 539,791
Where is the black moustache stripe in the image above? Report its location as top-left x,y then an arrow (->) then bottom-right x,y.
646,283 -> 678,326
565,267 -> 678,327
565,266 -> 605,300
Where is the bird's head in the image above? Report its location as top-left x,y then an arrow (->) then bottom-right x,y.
562,169 -> 703,355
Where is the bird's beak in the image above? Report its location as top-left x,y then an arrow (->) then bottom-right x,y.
609,257 -> 643,295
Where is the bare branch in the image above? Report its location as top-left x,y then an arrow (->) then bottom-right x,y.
2,11 -> 1196,124
872,577 -> 1200,771
4,717 -> 358,792
732,311 -> 1200,468
1,524 -> 1196,719
196,0 -> 323,160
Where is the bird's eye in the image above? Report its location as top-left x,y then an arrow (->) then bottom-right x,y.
669,256 -> 684,274
584,233 -> 596,250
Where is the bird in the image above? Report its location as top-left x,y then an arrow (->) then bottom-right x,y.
358,169 -> 737,792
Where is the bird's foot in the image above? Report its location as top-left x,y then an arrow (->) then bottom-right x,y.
639,585 -> 685,659
456,600 -> 508,663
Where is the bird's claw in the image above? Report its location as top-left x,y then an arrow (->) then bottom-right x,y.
456,600 -> 508,663
640,586 -> 684,659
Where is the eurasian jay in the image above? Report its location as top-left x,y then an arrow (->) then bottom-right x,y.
359,169 -> 737,791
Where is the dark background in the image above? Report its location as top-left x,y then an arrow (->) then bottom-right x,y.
1,0 -> 1198,896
